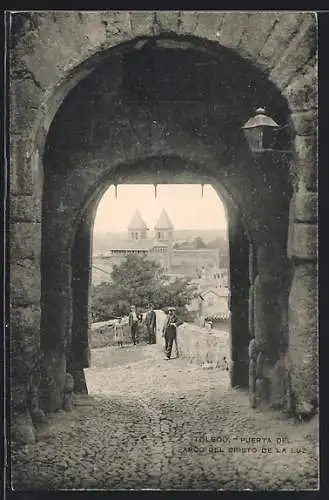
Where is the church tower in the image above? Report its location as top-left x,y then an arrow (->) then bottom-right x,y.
127,210 -> 148,241
154,209 -> 174,273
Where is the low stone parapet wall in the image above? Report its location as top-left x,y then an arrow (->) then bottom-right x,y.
156,315 -> 230,370
91,313 -> 230,371
90,319 -> 148,348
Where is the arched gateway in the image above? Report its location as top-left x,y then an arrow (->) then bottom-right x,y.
9,11 -> 318,443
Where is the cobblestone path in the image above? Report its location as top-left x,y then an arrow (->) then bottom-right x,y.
11,344 -> 319,491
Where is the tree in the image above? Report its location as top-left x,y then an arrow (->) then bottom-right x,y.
91,254 -> 198,322
193,236 -> 207,249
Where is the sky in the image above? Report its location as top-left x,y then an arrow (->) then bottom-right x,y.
93,184 -> 227,232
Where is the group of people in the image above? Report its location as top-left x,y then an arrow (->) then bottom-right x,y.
114,304 -> 157,347
114,303 -> 183,360
128,304 -> 157,346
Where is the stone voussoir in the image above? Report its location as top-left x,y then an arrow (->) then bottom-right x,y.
294,134 -> 317,162
11,305 -> 41,356
258,12 -> 306,71
155,11 -> 180,33
99,11 -> 133,41
191,12 -> 226,42
10,138 -> 35,196
292,222 -> 317,260
216,12 -> 251,52
10,195 -> 38,222
269,15 -> 316,90
295,159 -> 318,193
10,76 -> 44,134
14,11 -> 112,105
294,190 -> 318,223
129,11 -> 157,37
291,110 -> 317,137
177,11 -> 199,34
284,64 -> 317,112
237,13 -> 277,61
10,221 -> 41,260
294,135 -> 317,190
11,259 -> 41,307
17,12 -> 80,90
71,12 -> 108,50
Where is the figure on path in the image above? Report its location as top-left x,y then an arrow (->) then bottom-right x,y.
114,317 -> 124,347
137,311 -> 148,342
162,307 -> 183,360
129,305 -> 139,345
145,303 -> 157,344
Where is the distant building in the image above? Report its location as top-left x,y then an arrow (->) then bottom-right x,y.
92,209 -> 225,285
200,287 -> 229,319
187,285 -> 229,321
150,209 -> 174,272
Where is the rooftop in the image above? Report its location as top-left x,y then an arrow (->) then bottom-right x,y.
109,240 -> 153,251
127,210 -> 148,230
201,286 -> 229,298
154,209 -> 174,230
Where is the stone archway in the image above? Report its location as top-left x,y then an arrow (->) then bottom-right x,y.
69,178 -> 249,385
9,12 -> 317,443
70,172 -> 253,389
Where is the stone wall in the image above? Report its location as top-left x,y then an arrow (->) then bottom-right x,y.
90,322 -> 131,349
156,321 -> 230,371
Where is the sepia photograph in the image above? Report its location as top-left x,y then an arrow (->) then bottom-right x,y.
7,10 -> 318,491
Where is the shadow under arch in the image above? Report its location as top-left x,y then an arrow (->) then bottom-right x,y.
35,31 -> 292,155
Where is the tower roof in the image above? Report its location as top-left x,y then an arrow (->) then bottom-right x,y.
127,210 -> 148,230
154,209 -> 174,230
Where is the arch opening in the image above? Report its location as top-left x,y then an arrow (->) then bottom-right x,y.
87,183 -> 233,387
74,181 -> 255,395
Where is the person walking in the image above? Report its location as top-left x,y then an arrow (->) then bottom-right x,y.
129,305 -> 139,345
162,307 -> 183,360
145,303 -> 157,344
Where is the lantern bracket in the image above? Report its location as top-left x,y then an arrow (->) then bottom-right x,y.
242,107 -> 293,155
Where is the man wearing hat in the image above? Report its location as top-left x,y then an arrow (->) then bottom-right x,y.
162,307 -> 183,360
145,303 -> 157,344
129,305 -> 139,345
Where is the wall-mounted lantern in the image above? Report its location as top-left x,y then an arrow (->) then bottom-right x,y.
242,108 -> 281,153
